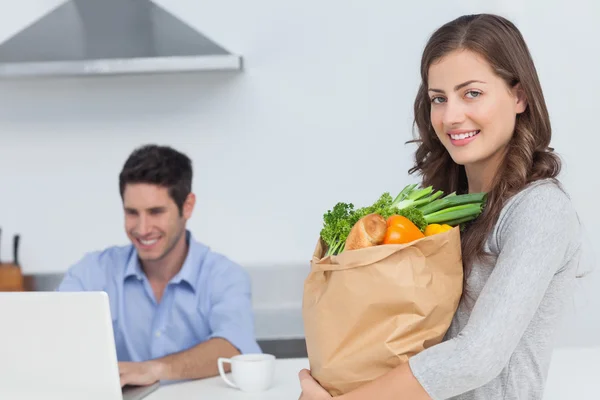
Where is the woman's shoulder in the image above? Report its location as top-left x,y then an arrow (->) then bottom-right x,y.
493,178 -> 582,251
502,177 -> 576,218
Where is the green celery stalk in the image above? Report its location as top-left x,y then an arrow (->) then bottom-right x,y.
398,190 -> 445,210
442,215 -> 480,226
392,184 -> 418,204
409,190 -> 444,208
407,185 -> 434,200
424,204 -> 482,224
419,192 -> 487,215
394,186 -> 435,209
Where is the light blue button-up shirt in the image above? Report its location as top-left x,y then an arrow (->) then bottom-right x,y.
57,231 -> 261,362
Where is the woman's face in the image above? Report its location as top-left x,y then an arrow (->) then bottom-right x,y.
427,49 -> 527,168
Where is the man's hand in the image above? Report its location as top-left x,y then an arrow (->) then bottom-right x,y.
298,369 -> 333,400
118,361 -> 164,387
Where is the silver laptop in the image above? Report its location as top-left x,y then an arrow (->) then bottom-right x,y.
0,291 -> 159,400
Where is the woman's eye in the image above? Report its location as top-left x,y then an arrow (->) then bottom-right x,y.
465,90 -> 481,99
430,97 -> 445,104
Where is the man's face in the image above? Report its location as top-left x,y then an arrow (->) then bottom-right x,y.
122,183 -> 193,262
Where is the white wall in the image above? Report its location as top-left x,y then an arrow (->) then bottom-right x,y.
0,1 -> 598,343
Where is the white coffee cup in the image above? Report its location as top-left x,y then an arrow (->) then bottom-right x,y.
217,353 -> 276,392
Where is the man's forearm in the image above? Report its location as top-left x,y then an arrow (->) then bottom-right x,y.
154,338 -> 240,381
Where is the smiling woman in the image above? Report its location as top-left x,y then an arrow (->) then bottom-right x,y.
410,13 -> 561,272
427,51 -> 528,177
428,55 -> 527,170
299,13 -> 584,400
428,79 -> 487,146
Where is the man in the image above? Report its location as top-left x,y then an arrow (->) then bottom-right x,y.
58,144 -> 261,387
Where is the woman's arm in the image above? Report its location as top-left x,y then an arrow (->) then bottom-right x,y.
339,362 -> 431,400
299,363 -> 430,400
324,182 -> 581,400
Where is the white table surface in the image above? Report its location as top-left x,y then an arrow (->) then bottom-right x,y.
146,347 -> 599,399
147,358 -> 309,399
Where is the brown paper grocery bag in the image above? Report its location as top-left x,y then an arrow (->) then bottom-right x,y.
302,227 -> 463,396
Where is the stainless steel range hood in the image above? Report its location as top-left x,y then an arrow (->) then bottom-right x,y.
0,0 -> 242,78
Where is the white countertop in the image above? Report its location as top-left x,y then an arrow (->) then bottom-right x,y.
144,347 -> 599,399
147,358 -> 309,399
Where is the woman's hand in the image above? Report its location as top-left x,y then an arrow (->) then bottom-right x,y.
298,369 -> 333,400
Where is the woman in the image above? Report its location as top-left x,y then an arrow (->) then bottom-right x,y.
299,13 -> 583,400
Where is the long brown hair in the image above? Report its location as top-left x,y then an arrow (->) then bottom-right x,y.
408,14 -> 561,279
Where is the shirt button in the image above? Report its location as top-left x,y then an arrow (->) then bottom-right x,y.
155,331 -> 161,338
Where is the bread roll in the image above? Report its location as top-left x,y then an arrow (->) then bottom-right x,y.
344,213 -> 387,251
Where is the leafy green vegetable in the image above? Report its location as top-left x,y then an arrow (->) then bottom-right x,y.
350,193 -> 396,223
417,192 -> 487,215
320,202 -> 355,257
423,204 -> 483,224
319,184 -> 487,256
395,207 -> 427,231
393,185 -> 448,209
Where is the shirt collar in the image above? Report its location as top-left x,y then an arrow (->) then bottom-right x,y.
124,253 -> 144,281
170,231 -> 208,291
124,230 -> 208,292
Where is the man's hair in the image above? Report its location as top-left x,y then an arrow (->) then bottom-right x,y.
119,144 -> 193,214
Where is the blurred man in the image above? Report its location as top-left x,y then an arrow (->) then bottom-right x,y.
58,144 -> 261,386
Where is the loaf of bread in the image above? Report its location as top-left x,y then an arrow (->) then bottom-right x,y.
344,213 -> 387,251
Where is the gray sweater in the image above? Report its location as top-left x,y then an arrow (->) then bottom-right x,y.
409,179 -> 583,400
